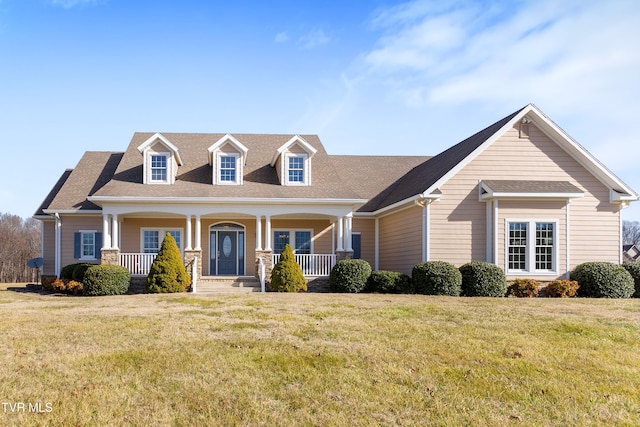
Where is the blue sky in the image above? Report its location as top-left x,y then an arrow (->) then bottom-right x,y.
1,0 -> 639,220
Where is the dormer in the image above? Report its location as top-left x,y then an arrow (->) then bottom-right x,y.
270,135 -> 317,186
208,134 -> 249,185
137,133 -> 183,184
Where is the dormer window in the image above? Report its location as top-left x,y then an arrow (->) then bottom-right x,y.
137,133 -> 183,185
209,134 -> 248,186
271,135 -> 317,186
150,154 -> 168,182
287,154 -> 307,184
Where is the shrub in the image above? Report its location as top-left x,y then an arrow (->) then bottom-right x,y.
41,276 -> 56,291
412,261 -> 461,296
270,244 -> 307,292
72,263 -> 95,283
366,270 -> 412,294
329,259 -> 372,293
46,278 -> 84,295
60,263 -> 79,280
571,262 -> 634,298
622,263 -> 640,298
459,261 -> 507,297
545,280 -> 579,298
507,278 -> 539,298
83,265 -> 130,296
146,233 -> 191,293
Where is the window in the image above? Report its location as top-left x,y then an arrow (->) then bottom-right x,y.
220,156 -> 236,182
142,229 -> 182,254
150,154 -> 168,182
506,220 -> 556,273
288,157 -> 304,183
73,231 -> 101,260
273,230 -> 312,254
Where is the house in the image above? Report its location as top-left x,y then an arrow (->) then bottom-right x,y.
623,244 -> 640,262
34,104 -> 638,290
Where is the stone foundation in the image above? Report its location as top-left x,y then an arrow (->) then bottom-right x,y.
255,250 -> 273,283
184,249 -> 202,280
335,250 -> 354,262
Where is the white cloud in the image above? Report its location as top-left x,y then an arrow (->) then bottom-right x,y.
298,29 -> 330,49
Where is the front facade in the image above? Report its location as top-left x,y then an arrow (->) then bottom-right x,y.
35,105 -> 637,287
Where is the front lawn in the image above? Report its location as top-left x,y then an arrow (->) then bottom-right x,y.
1,284 -> 639,426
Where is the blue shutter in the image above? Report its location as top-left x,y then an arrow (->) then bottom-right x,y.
352,234 -> 361,259
73,232 -> 81,259
94,233 -> 102,258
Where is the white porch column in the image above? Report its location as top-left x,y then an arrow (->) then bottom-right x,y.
185,215 -> 193,250
265,216 -> 272,251
374,217 -> 379,270
111,214 -> 119,250
345,215 -> 353,251
55,213 -> 61,277
102,213 -> 111,249
256,216 -> 263,250
336,216 -> 344,251
493,200 -> 499,266
195,215 -> 202,250
486,202 -> 492,263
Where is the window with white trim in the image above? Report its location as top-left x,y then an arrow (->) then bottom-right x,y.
142,229 -> 183,254
150,154 -> 168,183
273,229 -> 312,254
215,152 -> 241,185
82,232 -> 95,258
506,220 -> 557,273
284,153 -> 309,185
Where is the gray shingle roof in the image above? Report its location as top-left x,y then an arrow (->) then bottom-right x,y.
482,180 -> 583,194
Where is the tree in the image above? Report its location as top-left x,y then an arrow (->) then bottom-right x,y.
146,233 -> 191,293
623,220 -> 640,247
270,244 -> 307,292
0,213 -> 41,283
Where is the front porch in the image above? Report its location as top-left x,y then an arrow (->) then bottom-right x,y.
99,205 -> 357,288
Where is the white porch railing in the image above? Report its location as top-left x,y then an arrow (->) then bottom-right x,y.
272,253 -> 336,276
119,253 -> 157,276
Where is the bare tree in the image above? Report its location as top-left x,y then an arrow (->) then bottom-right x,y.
623,220 -> 640,247
0,213 -> 41,283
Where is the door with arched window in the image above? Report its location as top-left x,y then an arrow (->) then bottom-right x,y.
210,223 -> 245,275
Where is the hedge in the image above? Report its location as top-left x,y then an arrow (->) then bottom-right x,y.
622,263 -> 640,298
83,265 -> 130,296
459,261 -> 506,297
365,270 -> 412,294
571,262 -> 634,298
506,278 -> 539,298
412,261 -> 461,296
329,259 -> 372,293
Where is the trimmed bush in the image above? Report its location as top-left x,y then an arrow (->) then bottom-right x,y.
571,262 -> 634,298
146,233 -> 191,293
45,278 -> 84,295
366,270 -> 412,294
412,261 -> 461,296
546,280 -> 579,298
329,259 -> 372,293
459,261 -> 507,297
507,278 -> 539,298
60,263 -> 79,280
270,244 -> 307,292
72,263 -> 95,283
83,264 -> 130,296
622,263 -> 640,298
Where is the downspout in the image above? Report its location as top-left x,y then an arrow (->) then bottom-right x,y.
416,197 -> 433,262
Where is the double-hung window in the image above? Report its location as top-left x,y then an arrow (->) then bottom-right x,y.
288,157 -> 305,183
220,156 -> 237,182
73,230 -> 101,260
273,230 -> 312,254
142,229 -> 182,254
150,154 -> 168,183
507,220 -> 557,274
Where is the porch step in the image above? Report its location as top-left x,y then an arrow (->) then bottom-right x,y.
195,276 -> 262,293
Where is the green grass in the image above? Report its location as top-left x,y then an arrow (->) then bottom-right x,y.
1,284 -> 639,426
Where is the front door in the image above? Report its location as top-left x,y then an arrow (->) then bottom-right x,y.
209,224 -> 245,276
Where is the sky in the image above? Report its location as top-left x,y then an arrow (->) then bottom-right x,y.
1,0 -> 639,220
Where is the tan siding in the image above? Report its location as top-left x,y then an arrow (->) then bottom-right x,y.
353,218 -> 375,267
42,220 -> 56,276
120,218 -> 187,253
428,124 -> 620,270
379,206 -> 422,275
59,215 -> 102,268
